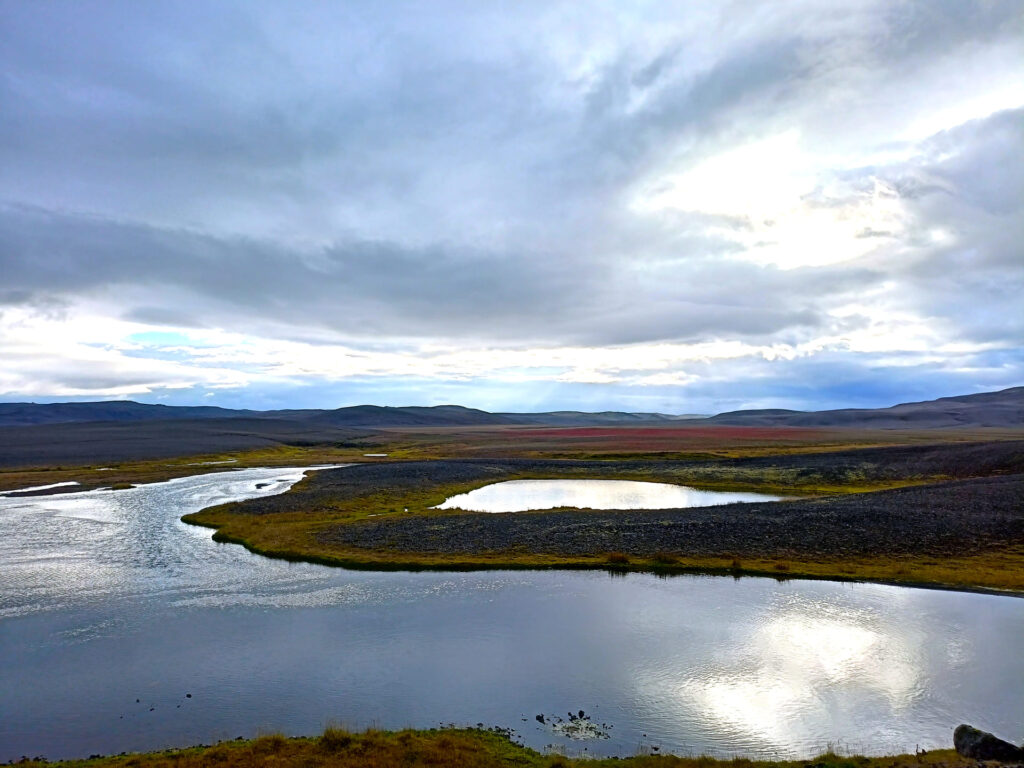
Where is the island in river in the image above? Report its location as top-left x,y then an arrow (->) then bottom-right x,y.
182,439 -> 1024,593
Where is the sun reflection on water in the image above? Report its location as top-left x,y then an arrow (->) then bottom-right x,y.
680,597 -> 927,753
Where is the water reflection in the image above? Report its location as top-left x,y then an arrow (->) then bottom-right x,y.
689,598 -> 924,752
435,478 -> 782,512
0,469 -> 1022,761
0,466 -> 342,618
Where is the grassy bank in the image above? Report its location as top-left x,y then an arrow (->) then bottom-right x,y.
184,526 -> 1024,594
10,727 -> 976,768
191,519 -> 1024,594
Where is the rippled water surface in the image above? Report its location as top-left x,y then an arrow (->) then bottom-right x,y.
435,478 -> 783,512
1,467 -> 1022,761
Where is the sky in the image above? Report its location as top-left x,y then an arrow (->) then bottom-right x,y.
1,1 -> 1022,414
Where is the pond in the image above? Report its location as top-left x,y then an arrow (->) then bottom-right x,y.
1,466 -> 1021,761
433,478 -> 783,512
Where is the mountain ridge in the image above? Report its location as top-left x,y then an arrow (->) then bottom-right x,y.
708,386 -> 1024,428
0,386 -> 1021,429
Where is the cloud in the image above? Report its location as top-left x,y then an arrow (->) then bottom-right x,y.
0,203 -> 873,347
0,1 -> 1021,409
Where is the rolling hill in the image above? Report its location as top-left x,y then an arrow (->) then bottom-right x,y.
0,386 -> 1021,432
708,386 -> 1024,428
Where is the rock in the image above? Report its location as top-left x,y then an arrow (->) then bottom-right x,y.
954,724 -> 1024,761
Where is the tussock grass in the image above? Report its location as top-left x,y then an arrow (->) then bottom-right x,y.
8,728 -> 978,768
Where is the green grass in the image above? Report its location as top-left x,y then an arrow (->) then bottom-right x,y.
11,726 -> 975,768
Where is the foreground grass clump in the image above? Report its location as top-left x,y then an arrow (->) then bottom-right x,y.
8,727 -> 980,768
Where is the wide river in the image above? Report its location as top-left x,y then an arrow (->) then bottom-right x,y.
1,467 -> 1021,761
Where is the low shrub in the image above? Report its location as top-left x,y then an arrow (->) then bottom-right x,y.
318,727 -> 353,752
251,733 -> 286,755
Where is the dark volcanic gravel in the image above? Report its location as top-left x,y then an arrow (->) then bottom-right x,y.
220,440 -> 1024,561
316,474 -> 1024,559
231,439 -> 1024,517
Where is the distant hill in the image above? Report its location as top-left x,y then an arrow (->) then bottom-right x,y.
307,405 -> 515,428
0,418 -> 369,469
0,401 -> 257,427
0,400 -> 702,428
708,386 -> 1024,428
497,411 -> 705,426
1,386 -> 1021,430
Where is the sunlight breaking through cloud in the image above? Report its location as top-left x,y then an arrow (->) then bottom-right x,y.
1,1 -> 1021,411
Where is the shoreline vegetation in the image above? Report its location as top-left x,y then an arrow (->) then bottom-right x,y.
6,727 -> 985,768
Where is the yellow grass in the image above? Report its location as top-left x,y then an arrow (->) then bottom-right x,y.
11,727 -> 979,768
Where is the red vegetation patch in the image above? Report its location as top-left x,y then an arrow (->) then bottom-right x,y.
497,425 -> 831,454
514,426 -> 824,440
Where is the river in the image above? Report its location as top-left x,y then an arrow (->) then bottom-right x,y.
1,466 -> 1021,761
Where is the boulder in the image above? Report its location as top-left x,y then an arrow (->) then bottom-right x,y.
954,724 -> 1024,762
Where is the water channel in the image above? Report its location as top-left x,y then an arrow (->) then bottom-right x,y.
1,466 -> 1021,761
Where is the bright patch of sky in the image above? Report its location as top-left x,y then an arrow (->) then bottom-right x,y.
1,1 -> 1021,413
